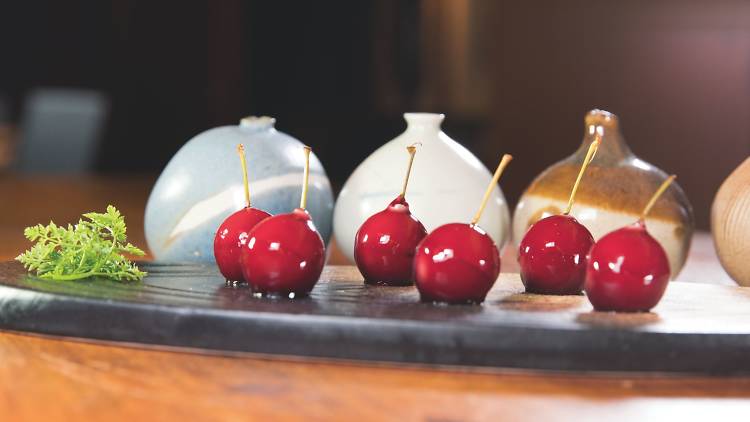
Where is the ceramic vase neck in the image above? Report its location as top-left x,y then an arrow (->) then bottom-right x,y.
575,109 -> 632,163
404,113 -> 444,134
240,116 -> 276,132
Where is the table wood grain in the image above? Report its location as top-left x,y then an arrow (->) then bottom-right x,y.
1,174 -> 749,420
0,329 -> 749,421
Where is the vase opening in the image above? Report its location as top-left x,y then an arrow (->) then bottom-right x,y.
404,113 -> 444,132
579,109 -> 632,160
585,109 -> 618,129
240,116 -> 276,131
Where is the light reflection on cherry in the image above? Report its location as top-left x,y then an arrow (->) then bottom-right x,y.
584,175 -> 676,312
354,145 -> 426,286
213,144 -> 271,282
414,154 -> 512,304
240,146 -> 325,298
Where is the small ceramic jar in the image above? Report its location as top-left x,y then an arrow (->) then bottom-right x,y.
334,112 -> 511,263
513,109 -> 694,278
145,116 -> 334,263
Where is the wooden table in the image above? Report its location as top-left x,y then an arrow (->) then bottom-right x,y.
1,175 -> 749,420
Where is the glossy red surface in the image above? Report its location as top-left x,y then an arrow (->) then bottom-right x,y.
518,214 -> 595,295
584,221 -> 671,312
354,196 -> 427,286
413,223 -> 500,304
213,207 -> 271,282
241,208 -> 325,296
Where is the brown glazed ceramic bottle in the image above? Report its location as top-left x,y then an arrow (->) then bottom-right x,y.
513,109 -> 694,278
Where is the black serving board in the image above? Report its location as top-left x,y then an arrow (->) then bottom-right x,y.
1,261 -> 750,374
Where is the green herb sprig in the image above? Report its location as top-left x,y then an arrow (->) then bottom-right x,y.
16,205 -> 147,281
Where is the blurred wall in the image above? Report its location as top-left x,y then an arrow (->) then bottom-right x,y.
1,0 -> 749,228
478,0 -> 750,229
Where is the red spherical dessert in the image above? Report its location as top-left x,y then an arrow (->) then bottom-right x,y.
214,207 -> 271,282
241,208 -> 325,297
584,220 -> 670,312
414,223 -> 500,304
518,214 -> 595,295
354,195 -> 427,286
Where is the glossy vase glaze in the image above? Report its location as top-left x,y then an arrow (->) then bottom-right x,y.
334,113 -> 511,263
513,109 -> 694,278
711,157 -> 750,286
145,116 -> 334,263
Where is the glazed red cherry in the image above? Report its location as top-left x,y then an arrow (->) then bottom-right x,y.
584,175 -> 677,312
213,144 -> 271,282
518,214 -> 594,294
414,223 -> 500,304
355,196 -> 427,285
518,135 -> 601,295
214,207 -> 271,282
354,145 -> 426,286
240,146 -> 325,297
241,208 -> 325,297
414,154 -> 512,304
585,220 -> 670,312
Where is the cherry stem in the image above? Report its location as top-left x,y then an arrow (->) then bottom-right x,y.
300,146 -> 312,210
399,143 -> 420,198
471,154 -> 513,225
563,133 -> 601,215
640,175 -> 676,221
237,144 -> 251,208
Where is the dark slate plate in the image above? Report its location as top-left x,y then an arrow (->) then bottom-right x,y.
1,261 -> 750,374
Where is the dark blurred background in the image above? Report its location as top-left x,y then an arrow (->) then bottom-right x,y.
1,0 -> 749,229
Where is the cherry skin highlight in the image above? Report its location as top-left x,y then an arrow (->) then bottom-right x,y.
354,196 -> 427,286
414,223 -> 500,304
518,214 -> 595,295
584,220 -> 670,312
213,207 -> 271,282
240,208 -> 325,297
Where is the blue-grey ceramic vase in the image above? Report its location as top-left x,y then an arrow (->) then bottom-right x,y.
144,116 -> 334,263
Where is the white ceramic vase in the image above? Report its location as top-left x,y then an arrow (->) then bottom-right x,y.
333,113 -> 511,263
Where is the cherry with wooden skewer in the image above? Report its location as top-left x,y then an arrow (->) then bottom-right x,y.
584,175 -> 675,312
241,146 -> 326,297
517,134 -> 601,295
414,154 -> 513,304
354,144 -> 427,286
213,144 -> 272,283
